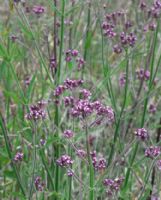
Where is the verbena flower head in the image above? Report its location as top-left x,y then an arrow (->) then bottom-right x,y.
70,99 -> 94,117
54,85 -> 66,97
64,79 -> 84,90
14,152 -> 24,162
24,77 -> 31,86
145,146 -> 161,158
80,89 -> 91,99
136,68 -> 150,81
103,176 -> 124,195
97,157 -> 107,171
10,35 -> 18,42
71,49 -> 79,57
76,57 -> 85,70
32,5 -> 45,14
67,169 -> 74,177
40,139 -> 46,146
119,73 -> 126,87
113,44 -> 123,54
64,96 -> 75,107
56,155 -> 74,167
134,128 -> 149,140
34,176 -> 45,191
50,57 -> 57,69
90,151 -> 107,171
76,149 -> 87,158
63,130 -> 74,139
25,100 -> 46,120
149,22 -> 157,31
149,103 -> 157,114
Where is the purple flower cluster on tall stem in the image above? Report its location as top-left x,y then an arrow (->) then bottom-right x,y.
103,176 -> 124,196
102,10 -> 137,53
25,100 -> 47,120
56,155 -> 74,167
14,152 -> 24,162
145,146 -> 161,158
65,49 -> 85,70
63,130 -> 74,139
90,151 -> 107,171
134,128 -> 149,141
149,103 -> 157,114
53,78 -> 83,105
32,5 -> 45,15
136,68 -> 150,81
34,176 -> 45,191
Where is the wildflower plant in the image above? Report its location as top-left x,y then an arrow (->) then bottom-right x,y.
0,0 -> 161,200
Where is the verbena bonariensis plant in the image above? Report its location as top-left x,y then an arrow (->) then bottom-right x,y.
0,0 -> 161,200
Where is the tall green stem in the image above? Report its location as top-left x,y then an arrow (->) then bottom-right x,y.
54,1 -> 65,198
85,122 -> 94,200
29,122 -> 37,200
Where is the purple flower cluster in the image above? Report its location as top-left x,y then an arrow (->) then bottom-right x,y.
54,85 -> 66,97
70,99 -> 94,117
149,103 -> 157,114
25,100 -> 46,120
65,49 -> 79,62
102,22 -> 116,38
134,128 -> 149,141
63,130 -> 74,139
24,76 -> 31,87
64,79 -> 84,90
40,139 -> 46,146
102,11 -> 125,39
79,89 -> 91,99
55,81 -> 114,124
136,68 -> 150,81
56,155 -> 74,167
10,35 -> 18,42
64,96 -> 74,107
69,98 -> 115,123
103,176 -> 124,195
76,57 -> 85,70
90,151 -> 107,171
53,78 -> 83,98
65,49 -> 85,70
67,169 -> 74,177
145,146 -> 161,158
113,44 -> 123,54
50,57 -> 57,69
34,176 -> 45,191
141,0 -> 161,18
120,32 -> 137,47
140,0 -> 161,31
14,152 -> 24,162
102,10 -> 137,53
76,149 -> 87,158
119,73 -> 126,87
32,5 -> 45,15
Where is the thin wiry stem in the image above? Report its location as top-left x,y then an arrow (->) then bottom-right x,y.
54,1 -> 65,197
85,120 -> 94,200
28,122 -> 37,200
